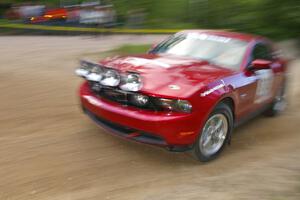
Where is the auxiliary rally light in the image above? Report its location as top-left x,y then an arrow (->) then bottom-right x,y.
76,60 -> 192,113
76,60 -> 141,91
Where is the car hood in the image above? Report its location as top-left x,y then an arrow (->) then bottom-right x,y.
99,54 -> 233,98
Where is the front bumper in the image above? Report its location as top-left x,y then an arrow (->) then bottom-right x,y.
79,82 -> 201,149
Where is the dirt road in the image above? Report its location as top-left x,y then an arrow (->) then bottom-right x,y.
0,35 -> 299,200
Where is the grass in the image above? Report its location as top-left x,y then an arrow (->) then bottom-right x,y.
79,44 -> 152,61
0,20 -> 180,34
110,44 -> 151,55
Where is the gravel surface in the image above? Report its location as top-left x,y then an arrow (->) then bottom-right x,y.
0,35 -> 299,200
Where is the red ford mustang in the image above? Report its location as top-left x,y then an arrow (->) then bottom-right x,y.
76,30 -> 287,161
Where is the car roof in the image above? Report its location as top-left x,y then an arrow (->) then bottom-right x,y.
180,29 -> 264,42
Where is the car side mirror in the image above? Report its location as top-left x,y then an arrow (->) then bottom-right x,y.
250,59 -> 272,70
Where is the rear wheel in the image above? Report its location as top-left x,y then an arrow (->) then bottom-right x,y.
191,103 -> 233,162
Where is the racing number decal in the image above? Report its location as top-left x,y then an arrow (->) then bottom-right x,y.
255,69 -> 274,103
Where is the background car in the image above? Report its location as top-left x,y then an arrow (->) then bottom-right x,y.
29,8 -> 67,24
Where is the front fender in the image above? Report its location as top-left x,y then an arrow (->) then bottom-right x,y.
190,79 -> 237,132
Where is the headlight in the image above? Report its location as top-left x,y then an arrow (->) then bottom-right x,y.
120,73 -> 142,92
130,93 -> 149,107
157,98 -> 192,113
100,69 -> 120,87
176,100 -> 192,113
157,98 -> 174,110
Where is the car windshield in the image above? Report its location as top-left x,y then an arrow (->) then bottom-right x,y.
151,33 -> 248,70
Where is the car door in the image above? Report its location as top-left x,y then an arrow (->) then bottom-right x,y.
232,41 -> 279,120
246,42 -> 281,109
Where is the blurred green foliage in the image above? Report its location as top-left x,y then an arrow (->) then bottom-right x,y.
1,0 -> 299,39
110,44 -> 151,54
112,0 -> 300,39
80,44 -> 151,60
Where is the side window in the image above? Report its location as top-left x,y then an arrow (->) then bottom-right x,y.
252,43 -> 273,61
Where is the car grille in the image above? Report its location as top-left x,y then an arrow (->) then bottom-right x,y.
88,81 -> 159,110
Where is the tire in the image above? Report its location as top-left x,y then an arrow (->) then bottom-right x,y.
191,103 -> 233,162
264,82 -> 287,117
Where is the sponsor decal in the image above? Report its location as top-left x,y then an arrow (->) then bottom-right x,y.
254,69 -> 274,103
201,80 -> 225,97
187,33 -> 231,43
120,57 -> 170,68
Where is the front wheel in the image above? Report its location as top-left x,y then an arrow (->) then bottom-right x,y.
191,103 -> 233,162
